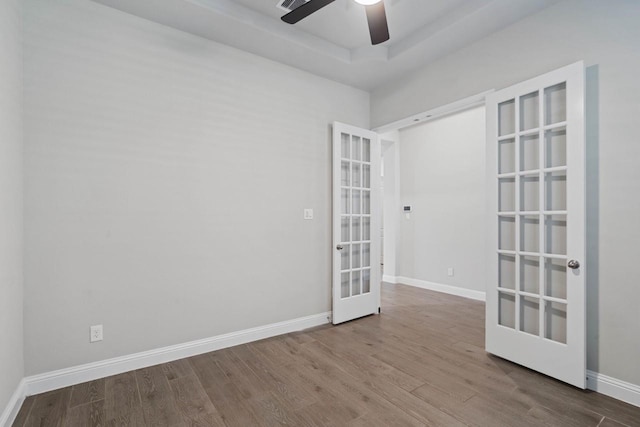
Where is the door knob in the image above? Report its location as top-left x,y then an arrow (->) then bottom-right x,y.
567,260 -> 580,269
336,245 -> 344,251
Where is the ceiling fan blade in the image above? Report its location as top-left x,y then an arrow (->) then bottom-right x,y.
365,2 -> 390,45
281,0 -> 336,24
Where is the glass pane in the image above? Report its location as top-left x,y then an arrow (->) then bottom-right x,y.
520,296 -> 540,336
352,270 -> 361,296
362,269 -> 370,294
499,178 -> 516,212
545,258 -> 567,299
499,139 -> 515,174
341,133 -> 350,159
498,292 -> 515,329
341,244 -> 350,270
362,217 -> 371,241
341,216 -> 349,242
520,91 -> 540,131
352,244 -> 361,269
545,215 -> 567,255
520,215 -> 540,253
352,217 -> 361,242
352,136 -> 362,161
362,243 -> 370,267
341,272 -> 350,298
545,172 -> 567,211
544,82 -> 567,125
363,138 -> 371,162
352,163 -> 361,188
362,164 -> 371,189
341,161 -> 350,186
499,254 -> 516,290
545,301 -> 567,343
498,217 -> 515,251
520,256 -> 540,294
499,99 -> 516,136
341,189 -> 350,214
520,134 -> 540,172
362,191 -> 371,215
520,176 -> 540,212
545,127 -> 567,168
352,190 -> 361,214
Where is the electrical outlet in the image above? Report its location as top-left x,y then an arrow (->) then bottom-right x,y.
304,208 -> 314,220
90,325 -> 103,343
447,267 -> 454,277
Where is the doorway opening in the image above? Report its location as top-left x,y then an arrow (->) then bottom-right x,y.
377,100 -> 488,302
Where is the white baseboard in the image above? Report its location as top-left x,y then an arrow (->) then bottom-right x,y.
21,311 -> 331,398
0,379 -> 26,427
391,276 -> 486,302
587,370 -> 640,408
382,274 -> 396,283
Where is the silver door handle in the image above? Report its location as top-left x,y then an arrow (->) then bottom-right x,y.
336,245 -> 344,251
568,260 -> 580,269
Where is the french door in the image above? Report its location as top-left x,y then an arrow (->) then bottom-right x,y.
332,122 -> 381,325
485,62 -> 586,388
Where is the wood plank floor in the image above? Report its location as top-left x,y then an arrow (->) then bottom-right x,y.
13,283 -> 640,426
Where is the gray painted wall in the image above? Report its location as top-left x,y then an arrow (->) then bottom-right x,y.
372,0 -> 640,386
23,0 -> 369,376
0,0 -> 24,413
397,107 -> 486,293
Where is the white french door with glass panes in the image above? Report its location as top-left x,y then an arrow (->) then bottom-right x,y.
486,61 -> 586,388
332,122 -> 381,325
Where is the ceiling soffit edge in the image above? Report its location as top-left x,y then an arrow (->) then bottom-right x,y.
184,0 -> 508,65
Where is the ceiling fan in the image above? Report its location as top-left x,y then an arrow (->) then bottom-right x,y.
281,0 -> 390,45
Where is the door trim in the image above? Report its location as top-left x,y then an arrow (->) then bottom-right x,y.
372,90 -> 494,134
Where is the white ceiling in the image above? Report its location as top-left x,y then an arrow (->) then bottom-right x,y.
90,0 -> 561,90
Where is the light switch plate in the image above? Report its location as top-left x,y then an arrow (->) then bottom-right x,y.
304,209 -> 314,220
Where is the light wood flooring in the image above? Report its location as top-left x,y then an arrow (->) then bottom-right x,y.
13,283 -> 640,426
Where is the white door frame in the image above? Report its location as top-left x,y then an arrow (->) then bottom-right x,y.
380,136 -> 400,283
372,91 -> 493,135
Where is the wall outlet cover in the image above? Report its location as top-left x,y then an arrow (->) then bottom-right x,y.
90,325 -> 103,343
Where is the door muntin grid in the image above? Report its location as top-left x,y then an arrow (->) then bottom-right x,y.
340,133 -> 372,299
496,82 -> 568,343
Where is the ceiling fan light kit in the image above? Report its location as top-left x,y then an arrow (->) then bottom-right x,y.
281,0 -> 390,46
